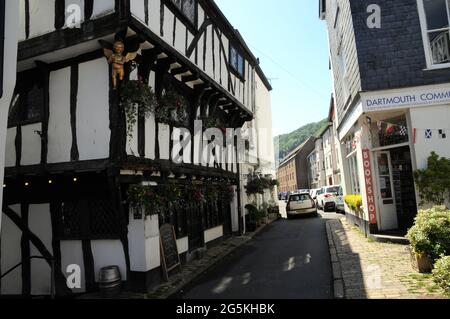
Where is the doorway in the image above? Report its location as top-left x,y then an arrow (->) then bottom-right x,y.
374,151 -> 398,231
374,146 -> 417,233
390,146 -> 417,231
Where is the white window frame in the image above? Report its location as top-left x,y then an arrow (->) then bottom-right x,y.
417,0 -> 450,70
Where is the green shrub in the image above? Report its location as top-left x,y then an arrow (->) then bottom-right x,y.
414,152 -> 450,206
432,256 -> 450,295
344,194 -> 363,212
406,206 -> 450,262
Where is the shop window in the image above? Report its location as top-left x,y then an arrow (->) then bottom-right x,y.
229,45 -> 245,78
8,70 -> 45,127
418,0 -> 450,67
370,115 -> 409,148
348,155 -> 361,194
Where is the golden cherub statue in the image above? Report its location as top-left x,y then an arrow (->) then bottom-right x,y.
102,40 -> 138,89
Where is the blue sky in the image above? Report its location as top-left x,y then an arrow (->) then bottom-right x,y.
215,0 -> 333,137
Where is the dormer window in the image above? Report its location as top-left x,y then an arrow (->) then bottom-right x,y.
418,0 -> 450,69
229,45 -> 245,78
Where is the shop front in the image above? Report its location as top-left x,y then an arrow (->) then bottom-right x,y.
339,83 -> 450,235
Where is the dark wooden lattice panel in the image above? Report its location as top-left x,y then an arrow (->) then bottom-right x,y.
59,201 -> 83,238
25,84 -> 44,121
171,0 -> 196,24
89,200 -> 122,236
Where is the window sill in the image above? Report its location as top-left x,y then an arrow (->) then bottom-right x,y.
423,64 -> 450,71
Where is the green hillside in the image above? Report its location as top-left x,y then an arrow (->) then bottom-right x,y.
275,118 -> 329,161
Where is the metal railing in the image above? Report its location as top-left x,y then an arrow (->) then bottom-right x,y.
0,255 -> 56,299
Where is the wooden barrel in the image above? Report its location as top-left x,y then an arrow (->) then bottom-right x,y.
98,266 -> 121,297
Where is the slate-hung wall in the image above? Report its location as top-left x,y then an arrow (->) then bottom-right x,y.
349,0 -> 450,92
324,0 -> 362,125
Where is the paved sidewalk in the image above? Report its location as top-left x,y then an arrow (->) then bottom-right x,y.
327,218 -> 447,299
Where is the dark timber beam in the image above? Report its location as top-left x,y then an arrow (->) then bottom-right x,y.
171,66 -> 189,76
182,73 -> 200,83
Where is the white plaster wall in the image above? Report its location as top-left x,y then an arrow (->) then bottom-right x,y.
92,0 -> 115,18
177,237 -> 188,254
174,21 -> 186,54
204,25 -> 214,78
163,7 -> 175,46
77,59 -> 111,161
410,104 -> 450,169
231,186 -> 239,232
91,240 -> 127,281
147,0 -> 161,33
18,0 -> 26,41
60,240 -> 86,293
5,128 -> 16,167
0,205 -> 22,295
28,204 -> 53,296
204,225 -> 223,243
28,0 -> 55,39
221,36 -> 229,91
198,5 -> 205,26
21,123 -> 42,166
128,213 -> 160,272
145,114 -> 156,160
48,67 -> 72,164
158,123 -> 170,160
255,74 -> 275,176
128,211 -> 146,272
130,0 -> 145,23
65,0 -> 85,28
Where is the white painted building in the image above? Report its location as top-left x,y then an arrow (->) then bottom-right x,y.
0,0 -> 271,296
321,0 -> 450,235
239,71 -> 276,226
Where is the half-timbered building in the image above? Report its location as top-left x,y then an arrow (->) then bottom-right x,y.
0,0 -> 272,296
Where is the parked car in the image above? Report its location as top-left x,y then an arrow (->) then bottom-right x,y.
286,192 -> 317,219
310,188 -> 321,201
335,186 -> 345,214
316,185 -> 341,212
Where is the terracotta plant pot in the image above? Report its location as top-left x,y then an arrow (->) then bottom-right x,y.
409,247 -> 433,273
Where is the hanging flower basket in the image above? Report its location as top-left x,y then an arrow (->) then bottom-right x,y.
119,80 -> 158,140
157,88 -> 188,125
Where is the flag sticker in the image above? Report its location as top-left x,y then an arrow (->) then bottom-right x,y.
425,129 -> 433,139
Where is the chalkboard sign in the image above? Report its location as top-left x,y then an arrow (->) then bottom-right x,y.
159,224 -> 181,281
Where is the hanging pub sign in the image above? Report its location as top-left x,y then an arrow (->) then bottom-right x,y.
362,149 -> 377,225
159,224 -> 182,281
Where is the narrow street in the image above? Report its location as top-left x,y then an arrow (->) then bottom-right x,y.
174,205 -> 340,299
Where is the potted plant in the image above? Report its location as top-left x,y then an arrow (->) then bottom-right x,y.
406,206 -> 450,273
344,194 -> 363,216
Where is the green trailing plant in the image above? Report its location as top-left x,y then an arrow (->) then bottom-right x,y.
414,152 -> 450,206
432,256 -> 450,295
245,175 -> 279,195
127,183 -> 182,217
406,206 -> 450,263
119,80 -> 158,140
344,194 -> 363,212
157,87 -> 188,125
